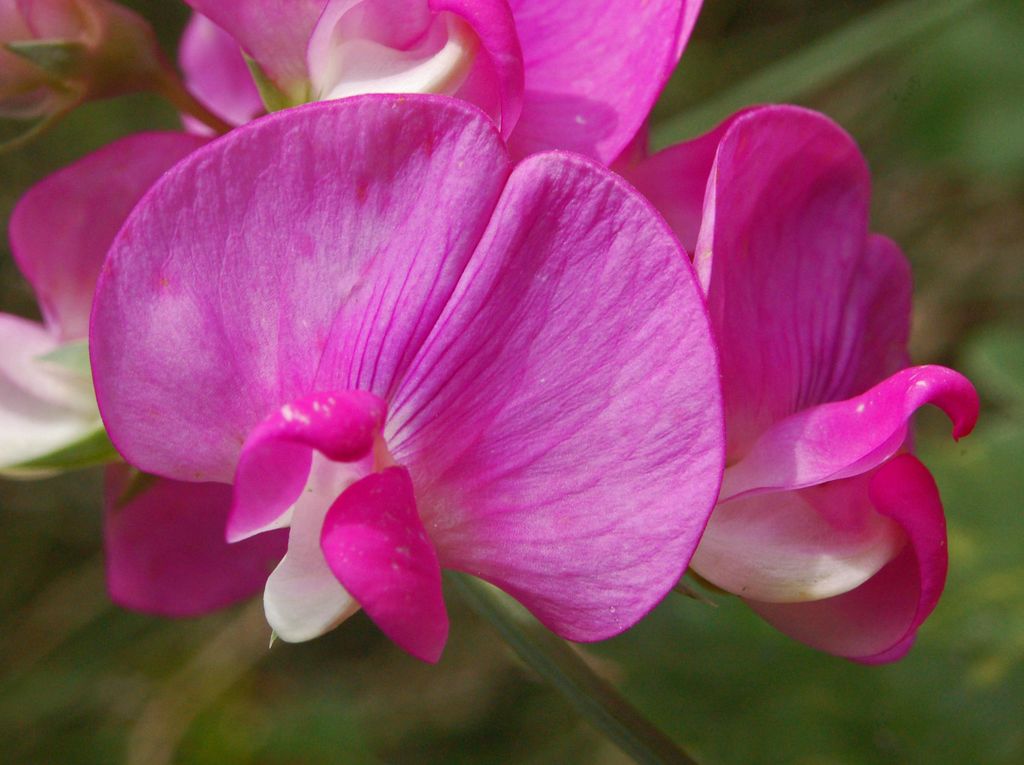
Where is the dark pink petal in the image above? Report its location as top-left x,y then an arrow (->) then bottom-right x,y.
749,454 -> 949,662
321,466 -> 448,662
179,12 -> 263,128
694,105 -> 900,458
10,132 -> 207,341
104,465 -> 286,617
434,0 -> 524,138
721,365 -> 979,501
389,152 -> 724,641
507,0 -> 699,162
92,96 -> 510,483
229,391 -> 386,542
182,0 -> 325,93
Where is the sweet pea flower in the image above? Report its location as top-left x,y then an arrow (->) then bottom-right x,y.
0,130 -> 285,610
622,106 -> 979,662
178,0 -> 702,162
90,95 -> 725,662
0,0 -> 174,123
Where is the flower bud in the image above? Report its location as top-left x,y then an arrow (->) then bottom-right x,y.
1,0 -> 172,123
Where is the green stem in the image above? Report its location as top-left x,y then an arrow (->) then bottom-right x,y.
652,0 -> 989,148
449,573 -> 699,765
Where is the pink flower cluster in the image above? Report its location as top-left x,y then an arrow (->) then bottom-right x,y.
1,0 -> 978,664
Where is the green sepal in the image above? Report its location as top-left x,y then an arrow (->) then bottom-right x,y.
244,54 -> 298,113
672,575 -> 720,607
2,426 -> 120,478
5,39 -> 88,79
113,468 -> 159,509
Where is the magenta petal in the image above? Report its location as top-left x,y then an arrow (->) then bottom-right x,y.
321,466 -> 448,663
104,466 -> 286,617
10,132 -> 206,341
179,13 -> 264,127
695,106 -> 909,457
92,96 -> 510,483
617,110 -> 746,254
182,0 -> 325,92
749,454 -> 948,662
722,365 -> 980,501
229,390 -> 386,542
433,0 -> 524,137
389,152 -> 724,641
507,0 -> 698,162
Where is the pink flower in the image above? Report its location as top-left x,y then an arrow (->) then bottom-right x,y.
89,95 -> 725,662
178,0 -> 702,162
0,0 -> 172,120
0,130 -> 285,611
622,106 -> 979,662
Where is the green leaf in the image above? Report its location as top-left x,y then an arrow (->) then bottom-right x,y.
3,427 -> 120,478
652,0 -> 988,147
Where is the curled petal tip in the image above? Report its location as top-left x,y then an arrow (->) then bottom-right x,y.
912,365 -> 979,441
228,390 -> 389,543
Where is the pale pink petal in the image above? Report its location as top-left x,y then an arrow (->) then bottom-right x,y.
263,454 -> 362,642
0,2 -> 32,39
721,365 -> 979,501
307,1 -> 446,99
750,454 -> 948,663
182,0 -> 326,93
14,0 -> 82,39
322,466 -> 448,662
0,314 -> 99,473
229,391 -> 386,542
507,0 -> 699,162
10,131 -> 207,341
92,96 -> 510,484
179,12 -> 263,128
691,473 -> 905,603
388,152 -> 724,641
104,465 -> 287,617
305,1 -> 521,137
303,1 -> 520,137
433,0 -> 523,137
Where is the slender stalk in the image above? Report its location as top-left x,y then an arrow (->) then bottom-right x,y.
154,72 -> 233,135
448,573 -> 700,765
652,0 -> 989,148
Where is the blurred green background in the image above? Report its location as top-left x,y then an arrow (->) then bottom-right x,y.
2,1 -> 1022,763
